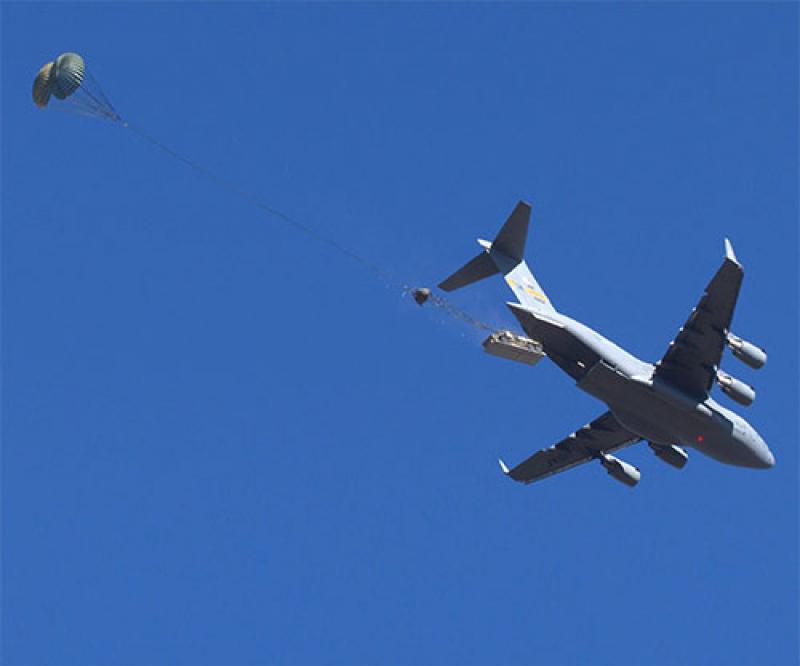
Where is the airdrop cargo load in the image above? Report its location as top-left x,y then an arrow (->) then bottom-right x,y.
482,330 -> 545,366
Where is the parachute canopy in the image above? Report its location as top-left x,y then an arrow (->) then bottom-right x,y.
32,62 -> 54,108
51,52 -> 86,99
32,52 -> 119,121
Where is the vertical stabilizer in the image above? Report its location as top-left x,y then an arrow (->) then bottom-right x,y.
492,201 -> 530,261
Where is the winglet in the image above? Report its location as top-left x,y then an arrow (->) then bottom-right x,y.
498,459 -> 510,475
724,238 -> 739,266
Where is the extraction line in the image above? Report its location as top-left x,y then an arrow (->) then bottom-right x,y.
121,119 -> 499,333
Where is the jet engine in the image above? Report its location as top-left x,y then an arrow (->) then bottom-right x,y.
649,443 -> 689,469
599,453 -> 641,487
716,370 -> 756,406
727,333 -> 767,370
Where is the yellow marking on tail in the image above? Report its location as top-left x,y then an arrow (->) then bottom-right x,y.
524,286 -> 549,303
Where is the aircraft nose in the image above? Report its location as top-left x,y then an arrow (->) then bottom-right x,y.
751,435 -> 775,469
742,425 -> 774,469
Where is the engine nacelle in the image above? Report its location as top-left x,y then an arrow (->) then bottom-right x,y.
600,453 -> 641,487
727,333 -> 767,370
716,370 -> 756,406
649,443 -> 689,469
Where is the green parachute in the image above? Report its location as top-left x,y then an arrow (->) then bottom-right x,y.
32,52 -> 119,121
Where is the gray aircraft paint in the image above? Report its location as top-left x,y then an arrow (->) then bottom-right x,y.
438,202 -> 775,485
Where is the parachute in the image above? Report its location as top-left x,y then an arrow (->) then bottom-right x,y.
32,63 -> 54,108
32,52 -> 120,122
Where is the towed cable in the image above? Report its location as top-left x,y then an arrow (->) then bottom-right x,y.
121,120 -> 499,334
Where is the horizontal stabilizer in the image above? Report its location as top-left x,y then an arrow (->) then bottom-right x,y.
438,251 -> 499,292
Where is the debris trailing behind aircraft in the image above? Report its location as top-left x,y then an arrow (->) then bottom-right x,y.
408,287 -> 503,333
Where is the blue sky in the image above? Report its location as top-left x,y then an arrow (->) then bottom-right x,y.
2,3 -> 798,665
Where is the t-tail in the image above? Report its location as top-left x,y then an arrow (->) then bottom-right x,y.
438,201 -> 556,314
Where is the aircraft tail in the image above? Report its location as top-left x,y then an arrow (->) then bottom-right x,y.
438,201 -> 556,313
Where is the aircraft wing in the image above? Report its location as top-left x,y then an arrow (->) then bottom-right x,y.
501,411 -> 640,484
653,240 -> 743,400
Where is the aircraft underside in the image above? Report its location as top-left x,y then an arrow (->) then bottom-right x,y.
436,200 -> 774,486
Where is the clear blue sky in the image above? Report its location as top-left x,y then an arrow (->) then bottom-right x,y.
3,3 -> 797,665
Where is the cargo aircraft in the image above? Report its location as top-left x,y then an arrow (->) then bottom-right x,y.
438,202 -> 774,487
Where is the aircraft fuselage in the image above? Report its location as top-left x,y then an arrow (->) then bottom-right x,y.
531,313 -> 774,469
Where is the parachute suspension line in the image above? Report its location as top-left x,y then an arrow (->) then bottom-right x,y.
69,73 -> 119,121
122,121 -> 500,333
59,69 -> 120,122
61,91 -> 113,121
50,104 -> 107,121
82,69 -> 118,118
